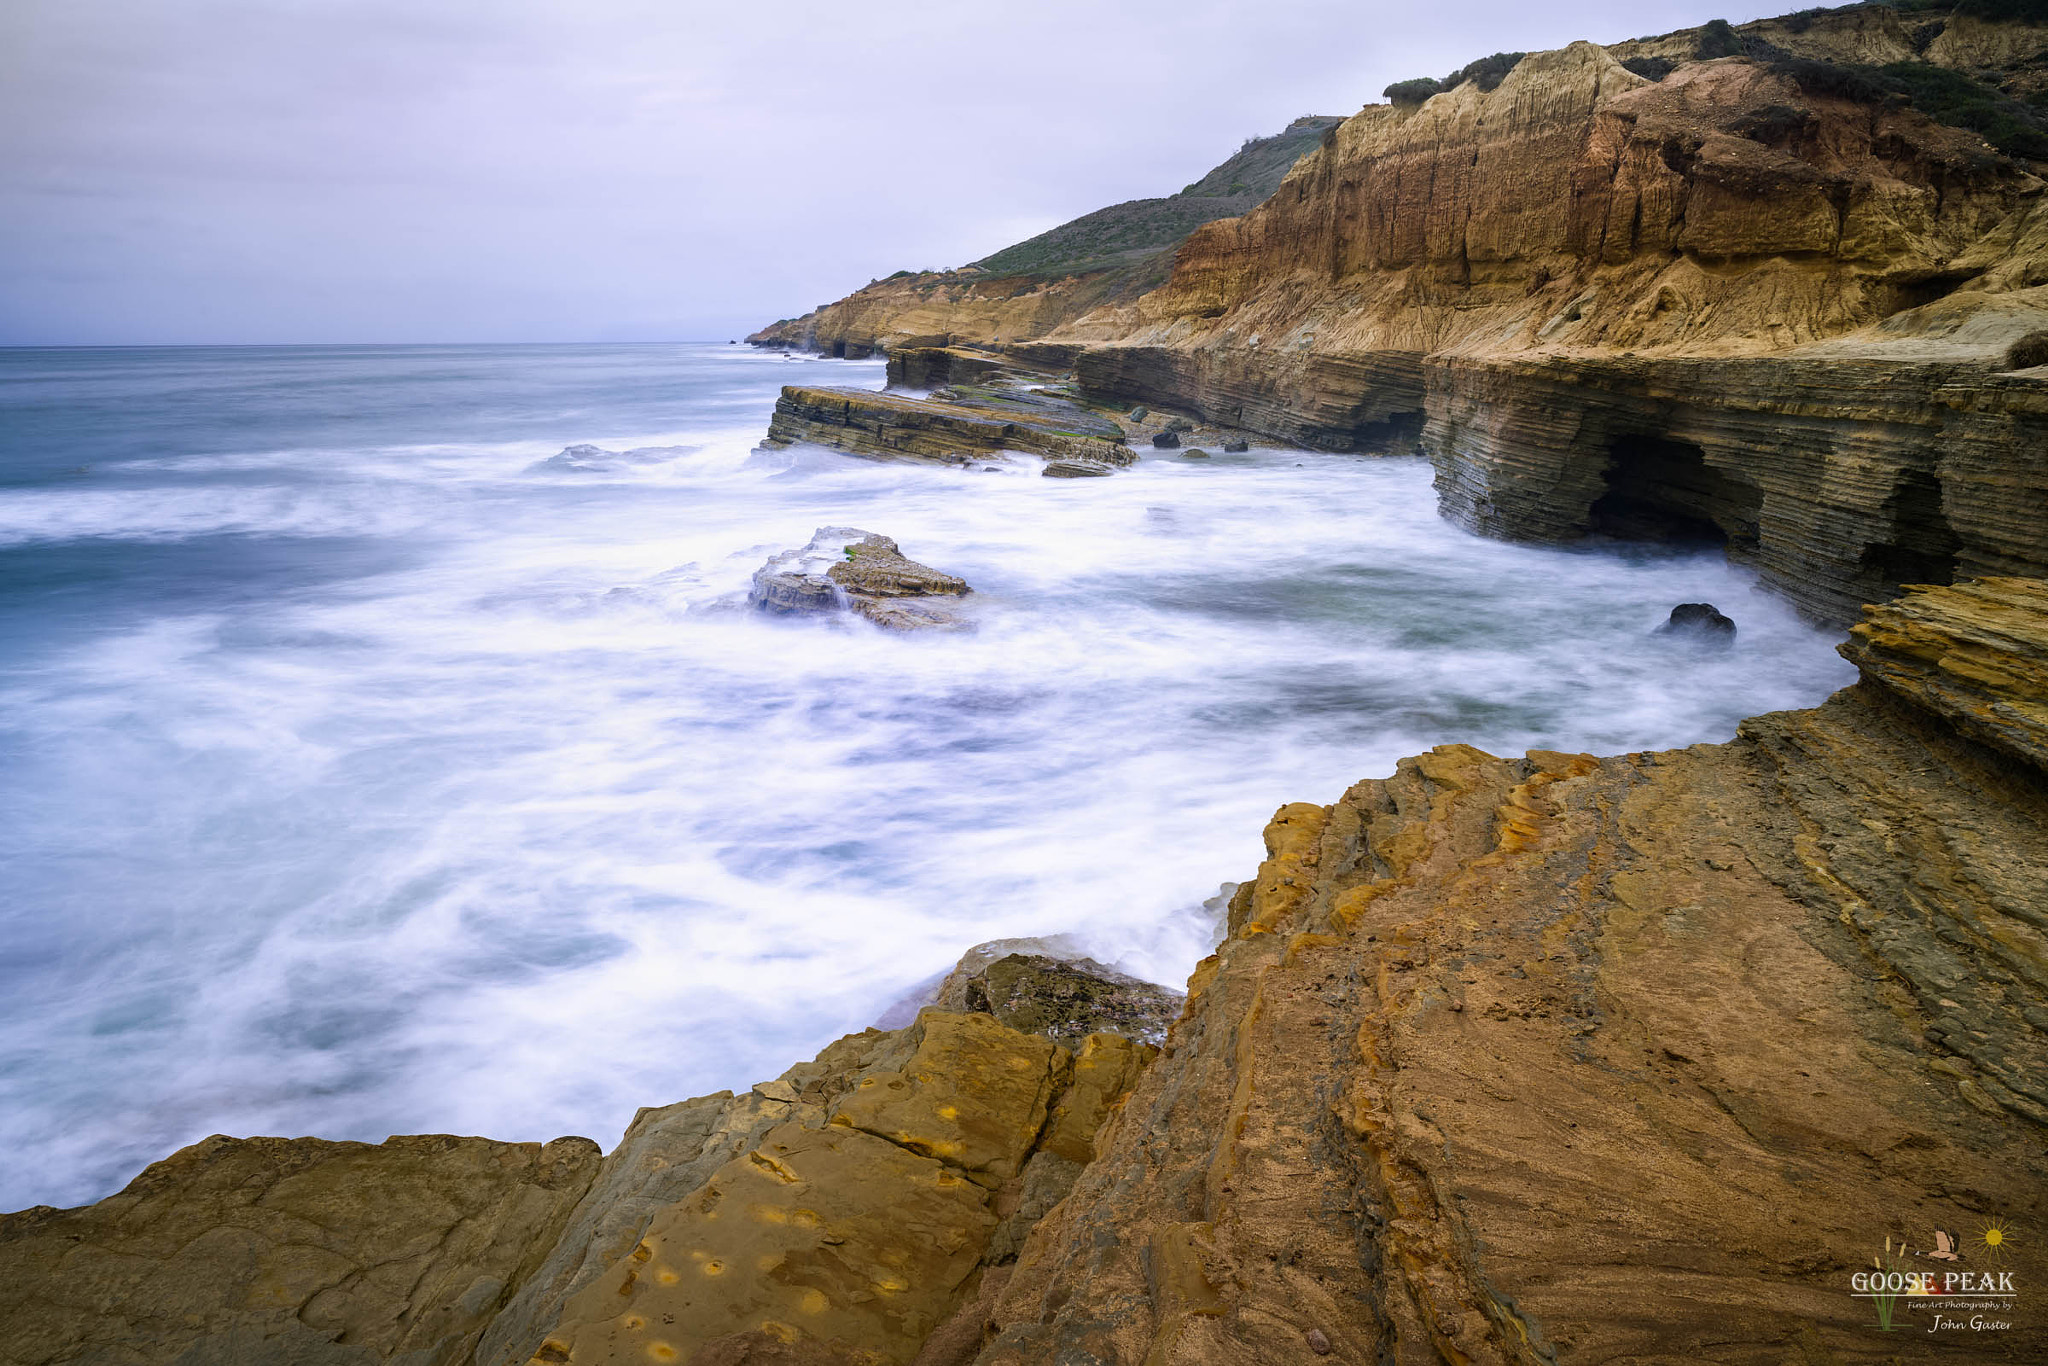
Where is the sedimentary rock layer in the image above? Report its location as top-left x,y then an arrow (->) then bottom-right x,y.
760,385 -> 1133,469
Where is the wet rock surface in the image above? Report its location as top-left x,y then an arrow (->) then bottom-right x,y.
931,951 -> 1184,1047
758,383 -> 1132,471
748,528 -> 972,632
1654,600 -> 1737,640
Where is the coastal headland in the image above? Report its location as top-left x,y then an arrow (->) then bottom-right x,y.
8,5 -> 2048,1363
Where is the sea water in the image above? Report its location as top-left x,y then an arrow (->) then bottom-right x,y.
0,342 -> 1856,1210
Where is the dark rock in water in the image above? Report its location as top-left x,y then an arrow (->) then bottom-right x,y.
1127,406 -> 1148,420
749,527 -> 970,631
1043,459 -> 1113,478
1151,430 -> 1181,449
1656,602 -> 1737,641
1222,438 -> 1249,453
1181,448 -> 1211,459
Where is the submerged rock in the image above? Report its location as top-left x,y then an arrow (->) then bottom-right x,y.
1181,447 -> 1211,459
526,443 -> 694,474
748,527 -> 972,631
1222,437 -> 1249,453
1655,601 -> 1737,641
1042,459 -> 1114,478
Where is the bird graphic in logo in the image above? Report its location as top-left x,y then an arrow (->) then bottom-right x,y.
1919,1230 -> 1966,1263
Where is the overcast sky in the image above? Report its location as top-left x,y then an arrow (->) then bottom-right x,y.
1,0 -> 1773,345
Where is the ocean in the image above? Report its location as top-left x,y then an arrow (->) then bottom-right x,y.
0,341 -> 1857,1210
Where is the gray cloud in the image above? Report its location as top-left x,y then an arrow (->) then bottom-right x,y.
0,0 -> 1770,344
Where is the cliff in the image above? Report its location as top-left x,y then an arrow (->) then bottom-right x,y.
6,580 -> 2045,1363
744,117 -> 1341,357
1054,16 -> 2048,621
745,7 -> 2048,624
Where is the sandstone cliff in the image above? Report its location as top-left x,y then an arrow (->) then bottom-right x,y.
747,8 -> 2048,624
1054,21 -> 2048,621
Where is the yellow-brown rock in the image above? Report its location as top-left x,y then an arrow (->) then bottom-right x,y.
1037,1034 -> 1155,1166
0,1133 -> 600,1366
527,1122 -> 995,1366
971,579 -> 2048,1362
829,1011 -> 1066,1186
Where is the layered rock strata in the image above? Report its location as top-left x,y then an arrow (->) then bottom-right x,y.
1055,38 -> 2048,621
748,528 -> 973,631
759,386 -> 1133,473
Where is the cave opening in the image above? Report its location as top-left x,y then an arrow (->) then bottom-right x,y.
1860,468 -> 1960,590
1587,436 -> 1762,550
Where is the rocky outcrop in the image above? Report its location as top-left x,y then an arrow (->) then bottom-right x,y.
1,975 -> 1160,1366
759,385 -> 1133,473
963,577 -> 2048,1361
0,1133 -> 601,1366
749,528 -> 973,631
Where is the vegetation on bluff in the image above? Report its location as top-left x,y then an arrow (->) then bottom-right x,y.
967,116 -> 1342,280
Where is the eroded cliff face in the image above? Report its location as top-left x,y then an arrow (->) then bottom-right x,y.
1057,38 -> 2048,620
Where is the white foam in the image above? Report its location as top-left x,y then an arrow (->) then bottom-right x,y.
0,374 -> 1856,1211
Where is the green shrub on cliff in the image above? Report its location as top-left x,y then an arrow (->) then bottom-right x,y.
1699,18 -> 1745,58
1443,52 -> 1526,92
969,116 -> 1341,279
1762,49 -> 2048,158
1384,77 -> 1444,104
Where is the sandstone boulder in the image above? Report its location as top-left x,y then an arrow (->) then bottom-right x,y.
748,529 -> 971,632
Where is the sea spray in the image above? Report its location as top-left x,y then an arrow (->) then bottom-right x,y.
0,342 -> 1855,1210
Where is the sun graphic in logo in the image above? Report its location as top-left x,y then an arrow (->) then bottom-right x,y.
1978,1219 -> 2014,1267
